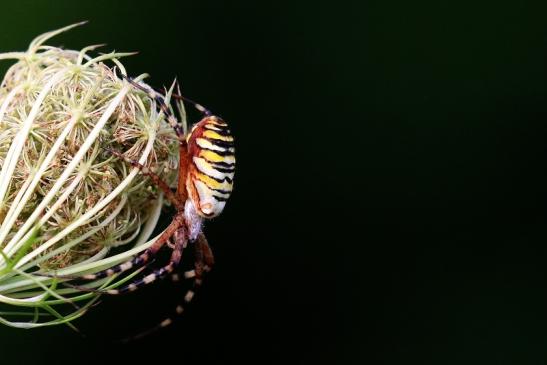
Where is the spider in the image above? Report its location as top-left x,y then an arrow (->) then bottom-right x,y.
54,74 -> 235,336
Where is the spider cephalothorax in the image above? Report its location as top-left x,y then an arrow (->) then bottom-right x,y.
57,74 -> 235,337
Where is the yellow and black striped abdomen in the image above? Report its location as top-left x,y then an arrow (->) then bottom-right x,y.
186,116 -> 235,218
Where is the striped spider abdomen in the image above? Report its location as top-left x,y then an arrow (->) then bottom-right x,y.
186,115 -> 235,218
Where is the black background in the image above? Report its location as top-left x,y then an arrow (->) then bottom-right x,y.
1,1 -> 547,364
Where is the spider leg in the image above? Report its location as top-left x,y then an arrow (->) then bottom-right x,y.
120,232 -> 214,342
178,232 -> 214,315
56,214 -> 185,281
121,75 -> 187,143
121,75 -> 191,203
169,90 -> 213,117
106,147 -> 183,210
69,225 -> 187,295
188,232 -> 215,286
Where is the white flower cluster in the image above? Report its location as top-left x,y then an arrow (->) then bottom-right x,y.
0,23 -> 180,328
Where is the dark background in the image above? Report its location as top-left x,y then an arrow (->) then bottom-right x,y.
0,0 -> 547,364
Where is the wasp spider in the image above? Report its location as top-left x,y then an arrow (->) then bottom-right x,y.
57,74 -> 235,338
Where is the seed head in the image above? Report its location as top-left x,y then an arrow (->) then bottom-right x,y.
0,23 -> 182,328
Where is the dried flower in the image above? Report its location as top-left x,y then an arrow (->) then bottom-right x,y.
0,23 -> 182,328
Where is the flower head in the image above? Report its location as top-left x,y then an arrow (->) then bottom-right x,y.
0,23 -> 182,328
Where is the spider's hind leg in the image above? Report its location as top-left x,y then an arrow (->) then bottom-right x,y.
106,148 -> 183,210
121,75 -> 187,143
170,88 -> 213,117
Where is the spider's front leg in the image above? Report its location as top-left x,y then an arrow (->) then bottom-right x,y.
186,232 -> 215,287
40,215 -> 182,282
120,232 -> 215,342
65,220 -> 188,295
41,148 -> 184,282
103,223 -> 188,295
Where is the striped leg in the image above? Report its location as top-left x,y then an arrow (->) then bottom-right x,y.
72,214 -> 185,281
191,232 -> 215,285
68,225 -> 187,294
169,90 -> 213,117
121,75 -> 186,143
106,148 -> 183,210
120,233 -> 215,342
